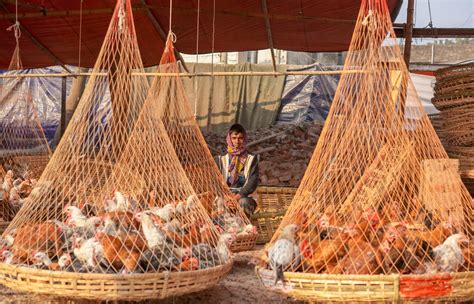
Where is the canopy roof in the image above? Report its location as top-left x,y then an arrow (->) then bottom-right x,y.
0,0 -> 402,69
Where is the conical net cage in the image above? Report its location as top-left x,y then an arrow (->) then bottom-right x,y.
0,0 -> 231,300
0,40 -> 51,221
260,0 -> 473,289
150,36 -> 257,251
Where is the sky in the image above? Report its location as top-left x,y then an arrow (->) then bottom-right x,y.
396,0 -> 474,28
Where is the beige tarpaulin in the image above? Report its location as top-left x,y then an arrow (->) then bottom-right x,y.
54,63 -> 286,137
181,63 -> 287,133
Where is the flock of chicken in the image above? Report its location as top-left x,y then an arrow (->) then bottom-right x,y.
0,179 -> 256,274
266,207 -> 473,284
0,169 -> 35,220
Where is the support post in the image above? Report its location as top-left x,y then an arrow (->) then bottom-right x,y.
261,0 -> 277,72
403,0 -> 415,68
60,76 -> 67,137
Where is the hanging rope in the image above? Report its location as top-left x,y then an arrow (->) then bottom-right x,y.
77,0 -> 84,70
6,0 -> 21,70
193,0 -> 201,118
118,0 -> 126,31
169,0 -> 173,33
211,0 -> 216,77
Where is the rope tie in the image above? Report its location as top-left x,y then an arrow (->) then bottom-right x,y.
7,21 -> 21,42
118,0 -> 126,32
362,10 -> 373,26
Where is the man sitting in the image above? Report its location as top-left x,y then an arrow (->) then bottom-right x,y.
216,123 -> 258,218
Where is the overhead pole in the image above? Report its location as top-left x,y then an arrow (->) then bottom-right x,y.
261,0 -> 277,72
403,0 -> 415,68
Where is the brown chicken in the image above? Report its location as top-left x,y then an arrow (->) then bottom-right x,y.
199,225 -> 216,245
120,231 -> 148,252
168,222 -> 201,247
303,238 -> 346,273
407,221 -> 454,247
12,222 -> 63,263
178,257 -> 199,271
378,225 -> 409,273
353,208 -> 380,242
336,228 -> 382,275
99,211 -> 140,231
96,232 -> 141,272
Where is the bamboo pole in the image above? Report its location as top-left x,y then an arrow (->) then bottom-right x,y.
403,0 -> 415,67
0,70 -> 365,78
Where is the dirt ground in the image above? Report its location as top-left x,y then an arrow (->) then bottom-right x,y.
0,246 -> 303,304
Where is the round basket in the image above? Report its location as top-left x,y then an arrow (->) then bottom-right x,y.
255,267 -> 474,302
434,75 -> 474,95
251,187 -> 297,244
435,63 -> 474,80
229,233 -> 257,252
0,259 -> 233,301
431,91 -> 474,111
10,155 -> 50,180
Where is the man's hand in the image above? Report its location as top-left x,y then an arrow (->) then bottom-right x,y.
232,193 -> 241,200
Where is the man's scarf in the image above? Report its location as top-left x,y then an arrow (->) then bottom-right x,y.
226,131 -> 248,185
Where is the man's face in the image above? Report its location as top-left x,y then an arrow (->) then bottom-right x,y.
230,132 -> 245,150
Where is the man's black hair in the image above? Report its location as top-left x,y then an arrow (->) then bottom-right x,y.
229,123 -> 246,134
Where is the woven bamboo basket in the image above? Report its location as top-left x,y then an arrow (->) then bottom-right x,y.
255,267 -> 474,302
435,63 -> 474,80
195,191 -> 258,252
0,259 -> 233,301
431,91 -> 474,111
229,233 -> 257,252
434,75 -> 474,95
440,104 -> 474,147
251,187 -> 297,244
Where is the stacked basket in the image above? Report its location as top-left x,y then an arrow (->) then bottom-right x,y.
251,186 -> 297,244
432,63 -> 474,195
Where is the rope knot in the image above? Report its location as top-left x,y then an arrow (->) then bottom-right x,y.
6,21 -> 21,40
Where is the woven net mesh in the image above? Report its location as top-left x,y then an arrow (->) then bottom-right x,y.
262,0 -> 473,279
0,0 -> 230,279
149,36 -> 257,251
0,37 -> 51,221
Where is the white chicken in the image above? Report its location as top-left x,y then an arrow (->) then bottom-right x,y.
99,215 -> 118,236
2,170 -> 13,192
2,250 -> 14,264
239,224 -> 257,235
114,191 -> 129,211
58,253 -> 73,269
268,224 -> 300,286
213,197 -> 226,214
139,212 -> 167,249
73,236 -> 104,268
64,206 -> 100,233
217,233 -> 235,262
175,201 -> 185,216
32,251 -> 52,268
103,199 -> 117,212
186,194 -> 198,211
150,204 -> 175,223
433,233 -> 469,273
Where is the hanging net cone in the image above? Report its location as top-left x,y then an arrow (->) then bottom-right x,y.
0,0 -> 231,300
150,35 -> 257,252
0,31 -> 51,222
257,0 -> 473,302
